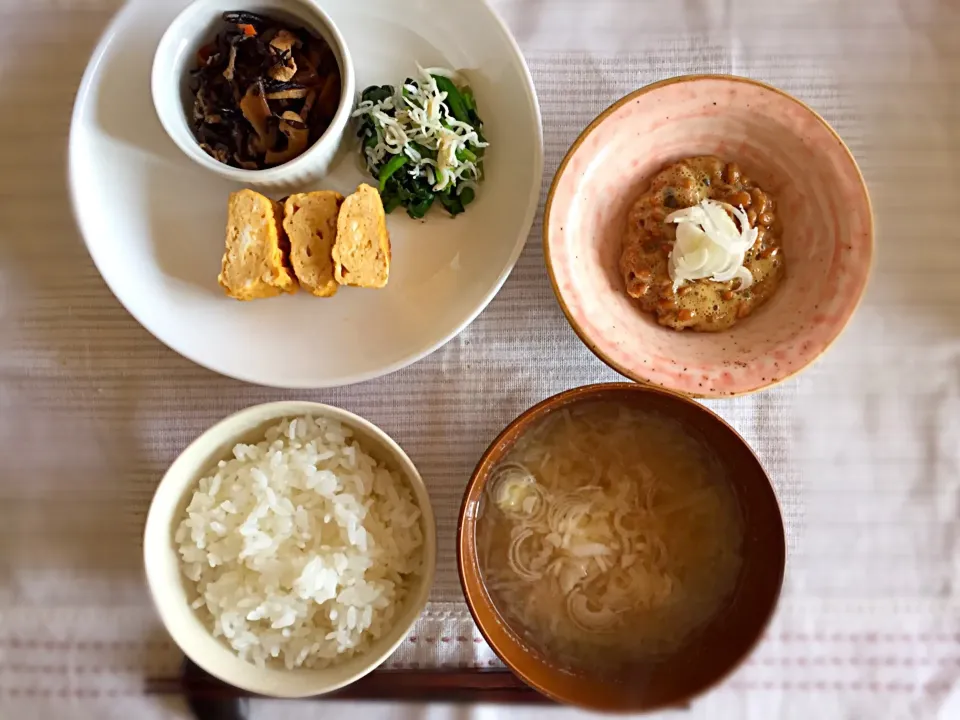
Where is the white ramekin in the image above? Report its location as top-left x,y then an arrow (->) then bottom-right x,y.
151,0 -> 355,189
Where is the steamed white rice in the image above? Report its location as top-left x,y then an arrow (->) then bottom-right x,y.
175,415 -> 424,669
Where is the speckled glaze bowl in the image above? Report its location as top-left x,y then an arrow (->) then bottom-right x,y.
457,383 -> 786,711
544,75 -> 873,397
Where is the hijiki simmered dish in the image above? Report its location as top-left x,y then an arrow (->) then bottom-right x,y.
190,12 -> 341,169
620,156 -> 785,331
476,402 -> 743,671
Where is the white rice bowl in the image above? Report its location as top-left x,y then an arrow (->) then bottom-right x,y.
175,415 -> 424,670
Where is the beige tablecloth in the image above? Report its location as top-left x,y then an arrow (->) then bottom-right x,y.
2,0 -> 960,718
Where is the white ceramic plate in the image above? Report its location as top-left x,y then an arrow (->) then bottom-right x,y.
70,0 -> 542,388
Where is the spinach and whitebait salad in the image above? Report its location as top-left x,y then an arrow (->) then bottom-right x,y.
353,67 -> 488,218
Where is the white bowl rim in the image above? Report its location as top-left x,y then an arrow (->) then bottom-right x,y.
150,0 -> 356,183
143,400 -> 437,697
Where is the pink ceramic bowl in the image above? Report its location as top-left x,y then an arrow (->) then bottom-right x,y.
544,75 -> 873,397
